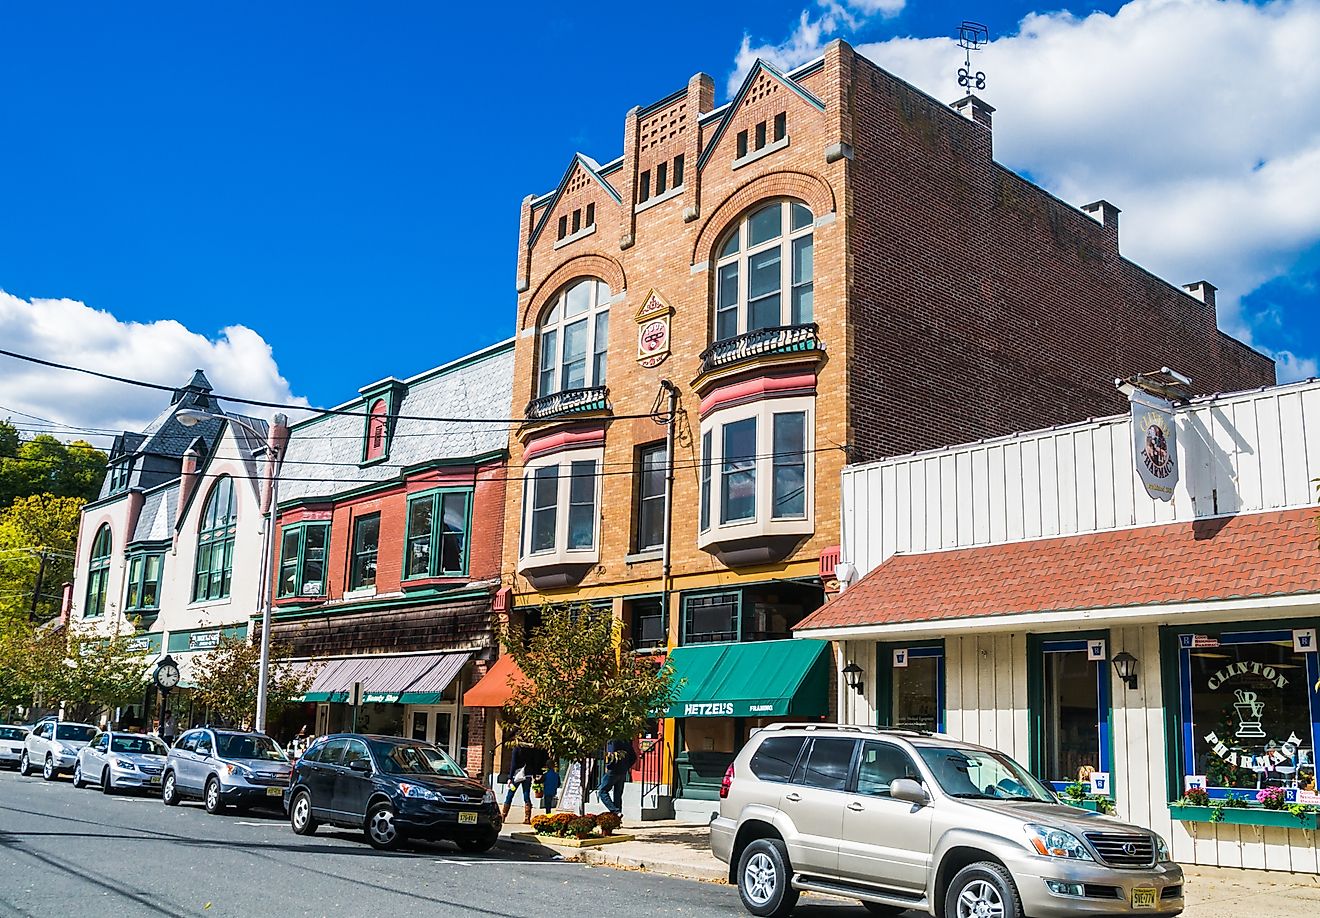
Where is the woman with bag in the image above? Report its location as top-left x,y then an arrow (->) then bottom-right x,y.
501,740 -> 549,824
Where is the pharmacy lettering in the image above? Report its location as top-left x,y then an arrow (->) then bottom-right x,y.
1206,661 -> 1288,692
1129,391 -> 1179,501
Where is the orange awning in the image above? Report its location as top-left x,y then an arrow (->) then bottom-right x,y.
463,654 -> 527,708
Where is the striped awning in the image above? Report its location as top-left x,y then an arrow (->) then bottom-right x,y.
300,651 -> 472,705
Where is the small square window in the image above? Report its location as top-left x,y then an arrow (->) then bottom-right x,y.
773,112 -> 786,142
736,131 -> 748,159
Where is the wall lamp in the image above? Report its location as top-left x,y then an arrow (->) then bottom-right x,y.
1112,651 -> 1139,690
842,661 -> 864,695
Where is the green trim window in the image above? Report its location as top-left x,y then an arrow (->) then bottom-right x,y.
193,476 -> 236,602
124,552 -> 164,611
107,459 -> 132,495
350,513 -> 380,590
278,522 -> 330,598
84,524 -> 112,618
404,490 -> 471,579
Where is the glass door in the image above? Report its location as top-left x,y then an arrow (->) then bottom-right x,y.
877,641 -> 944,732
406,705 -> 458,756
1032,635 -> 1111,792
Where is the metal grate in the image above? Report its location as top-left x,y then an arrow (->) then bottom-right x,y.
525,386 -> 610,421
1083,832 -> 1155,867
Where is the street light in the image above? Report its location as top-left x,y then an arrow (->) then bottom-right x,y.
176,407 -> 288,733
1111,650 -> 1139,690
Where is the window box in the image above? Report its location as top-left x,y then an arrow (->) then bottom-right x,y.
1168,804 -> 1319,830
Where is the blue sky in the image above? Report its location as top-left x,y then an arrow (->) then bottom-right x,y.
1,1 -> 1316,431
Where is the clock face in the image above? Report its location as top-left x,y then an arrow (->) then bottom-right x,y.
156,664 -> 180,689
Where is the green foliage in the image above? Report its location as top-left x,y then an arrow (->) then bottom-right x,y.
0,619 -> 149,722
192,634 -> 317,728
500,604 -> 676,815
0,427 -> 107,510
0,494 -> 86,622
0,617 -> 58,718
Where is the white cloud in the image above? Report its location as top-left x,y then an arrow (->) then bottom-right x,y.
0,289 -> 308,440
730,0 -> 906,94
1267,349 -> 1318,383
737,0 -> 1320,373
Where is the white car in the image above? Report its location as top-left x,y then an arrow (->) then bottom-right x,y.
75,731 -> 170,794
0,725 -> 30,767
20,719 -> 99,780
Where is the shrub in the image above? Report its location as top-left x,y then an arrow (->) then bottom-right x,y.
1256,787 -> 1287,810
567,817 -> 596,839
596,812 -> 622,836
1178,788 -> 1210,807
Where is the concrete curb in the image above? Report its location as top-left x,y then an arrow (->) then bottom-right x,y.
502,831 -> 728,883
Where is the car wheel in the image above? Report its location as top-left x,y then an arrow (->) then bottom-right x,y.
162,772 -> 180,806
365,802 -> 404,851
736,838 -> 799,918
862,903 -> 906,916
18,751 -> 32,777
101,767 -> 116,795
72,762 -> 86,789
945,862 -> 1024,918
454,831 -> 498,854
204,777 -> 225,814
290,790 -> 318,836
42,754 -> 57,781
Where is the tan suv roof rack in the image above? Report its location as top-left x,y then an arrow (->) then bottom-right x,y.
758,723 -> 945,738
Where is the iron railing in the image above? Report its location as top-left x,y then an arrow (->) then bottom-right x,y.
698,323 -> 821,375
639,736 -> 669,808
524,385 -> 610,421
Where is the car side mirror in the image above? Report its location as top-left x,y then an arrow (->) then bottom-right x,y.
890,777 -> 929,806
348,759 -> 371,773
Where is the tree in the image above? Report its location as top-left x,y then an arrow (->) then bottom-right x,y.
52,627 -> 154,723
0,430 -> 107,510
192,634 -> 317,729
0,617 -> 59,720
0,494 -> 85,622
500,604 -> 677,815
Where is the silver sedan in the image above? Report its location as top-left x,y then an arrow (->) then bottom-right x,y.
74,731 -> 169,794
0,725 -> 30,767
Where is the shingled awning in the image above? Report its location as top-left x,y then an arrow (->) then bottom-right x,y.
301,651 -> 472,704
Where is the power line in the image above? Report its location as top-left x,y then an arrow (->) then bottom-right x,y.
0,347 -> 666,424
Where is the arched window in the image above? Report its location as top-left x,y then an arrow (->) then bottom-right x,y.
537,278 -> 611,396
193,476 -> 237,602
84,524 -> 112,617
365,399 -> 388,461
713,200 -> 814,341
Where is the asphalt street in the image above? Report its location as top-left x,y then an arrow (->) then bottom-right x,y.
0,768 -> 873,918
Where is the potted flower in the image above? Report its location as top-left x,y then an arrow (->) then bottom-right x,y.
1256,787 -> 1286,811
596,812 -> 622,837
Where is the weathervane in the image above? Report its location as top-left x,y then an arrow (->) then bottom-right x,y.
957,20 -> 989,93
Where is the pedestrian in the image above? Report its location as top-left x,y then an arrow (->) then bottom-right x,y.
501,740 -> 549,825
597,738 -> 636,821
162,712 -> 175,746
540,760 -> 561,813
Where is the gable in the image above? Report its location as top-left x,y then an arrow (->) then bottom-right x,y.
698,59 -> 825,173
529,154 -> 621,249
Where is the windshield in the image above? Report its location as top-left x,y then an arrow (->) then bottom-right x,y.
0,727 -> 27,740
55,725 -> 97,742
111,735 -> 168,755
216,734 -> 288,762
370,740 -> 466,778
917,746 -> 1055,802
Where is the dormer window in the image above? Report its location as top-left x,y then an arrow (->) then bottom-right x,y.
364,399 -> 388,463
107,459 -> 132,495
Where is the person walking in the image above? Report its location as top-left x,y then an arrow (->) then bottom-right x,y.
597,738 -> 636,821
162,712 -> 176,746
539,761 -> 561,813
501,741 -> 549,825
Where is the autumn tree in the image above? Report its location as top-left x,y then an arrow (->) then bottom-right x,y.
500,604 -> 676,815
0,494 -> 85,622
0,617 -> 60,720
0,429 -> 106,509
192,634 -> 317,729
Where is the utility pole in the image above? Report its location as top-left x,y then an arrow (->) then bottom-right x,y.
30,549 -> 47,620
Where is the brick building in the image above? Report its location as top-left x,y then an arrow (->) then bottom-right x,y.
492,41 -> 1274,818
267,341 -> 512,777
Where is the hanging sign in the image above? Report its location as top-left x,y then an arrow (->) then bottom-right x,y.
893,649 -> 909,668
1087,639 -> 1107,662
1129,390 -> 1179,501
1293,629 -> 1316,653
634,289 -> 673,368
1088,772 -> 1111,797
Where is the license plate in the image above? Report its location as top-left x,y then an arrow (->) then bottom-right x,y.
266,786 -> 284,797
1132,887 -> 1157,909
149,776 -> 162,785
458,811 -> 478,825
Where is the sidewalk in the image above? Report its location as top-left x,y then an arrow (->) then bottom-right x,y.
500,818 -> 1320,915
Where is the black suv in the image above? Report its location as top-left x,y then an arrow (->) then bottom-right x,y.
285,733 -> 500,852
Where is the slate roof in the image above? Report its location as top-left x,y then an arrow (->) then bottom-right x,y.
279,340 -> 515,504
796,507 -> 1320,633
131,483 -> 179,544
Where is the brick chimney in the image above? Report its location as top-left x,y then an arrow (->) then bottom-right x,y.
177,438 -> 204,529
951,95 -> 994,158
261,414 -> 290,515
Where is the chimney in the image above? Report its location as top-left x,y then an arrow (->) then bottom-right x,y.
952,94 -> 994,130
177,439 -> 204,529
1183,280 -> 1217,310
1082,200 -> 1121,250
262,414 -> 290,515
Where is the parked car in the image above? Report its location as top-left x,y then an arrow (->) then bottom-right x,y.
0,725 -> 30,768
161,727 -> 292,814
74,731 -> 169,794
285,733 -> 500,852
20,719 -> 99,780
710,724 -> 1184,918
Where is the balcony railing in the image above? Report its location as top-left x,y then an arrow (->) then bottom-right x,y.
525,385 -> 611,421
698,323 -> 821,375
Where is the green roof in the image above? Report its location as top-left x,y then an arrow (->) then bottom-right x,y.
666,639 -> 831,719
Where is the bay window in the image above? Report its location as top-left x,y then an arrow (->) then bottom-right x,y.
713,200 -> 814,342
518,447 -> 602,585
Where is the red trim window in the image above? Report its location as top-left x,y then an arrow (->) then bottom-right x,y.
365,399 -> 388,461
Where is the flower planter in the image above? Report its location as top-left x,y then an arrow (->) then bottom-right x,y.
1169,805 -> 1319,830
1063,799 -> 1102,813
513,831 -> 636,848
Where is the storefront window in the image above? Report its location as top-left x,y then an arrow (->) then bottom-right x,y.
1035,637 -> 1110,790
881,644 -> 944,732
1177,628 -> 1319,796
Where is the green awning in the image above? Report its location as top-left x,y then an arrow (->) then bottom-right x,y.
665,639 -> 831,719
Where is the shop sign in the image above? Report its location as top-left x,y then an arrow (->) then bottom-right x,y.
559,763 -> 584,815
1184,775 -> 1207,792
125,636 -> 152,654
1087,639 -> 1107,662
362,692 -> 399,704
1088,771 -> 1111,797
1288,789 -> 1320,806
1179,634 -> 1219,649
1293,629 -> 1317,653
893,649 -> 909,668
683,702 -> 734,717
188,631 -> 221,651
1129,391 -> 1179,501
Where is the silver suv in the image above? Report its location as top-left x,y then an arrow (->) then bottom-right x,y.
710,725 -> 1183,918
161,727 -> 292,814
